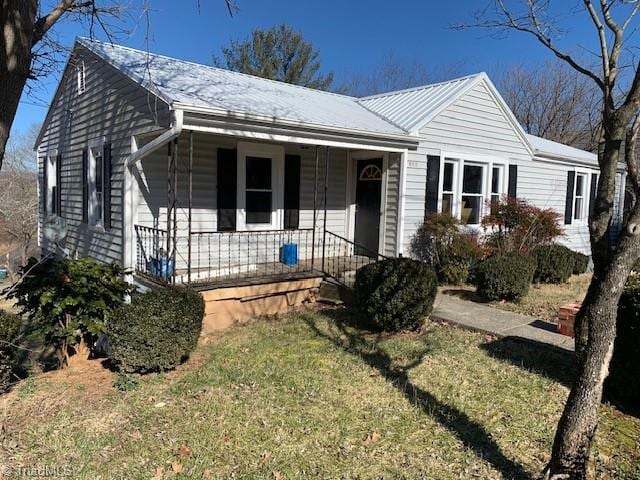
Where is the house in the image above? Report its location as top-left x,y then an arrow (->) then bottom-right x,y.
36,38 -> 625,329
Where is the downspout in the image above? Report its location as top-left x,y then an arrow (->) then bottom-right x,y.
126,109 -> 184,168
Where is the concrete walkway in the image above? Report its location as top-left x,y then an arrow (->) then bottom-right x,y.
432,292 -> 575,352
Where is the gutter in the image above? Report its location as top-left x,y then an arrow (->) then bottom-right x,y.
174,102 -> 418,147
126,109 -> 183,167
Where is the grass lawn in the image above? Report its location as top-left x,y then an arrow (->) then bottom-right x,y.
1,309 -> 638,479
443,274 -> 592,323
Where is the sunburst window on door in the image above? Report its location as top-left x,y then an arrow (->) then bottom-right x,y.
359,164 -> 382,181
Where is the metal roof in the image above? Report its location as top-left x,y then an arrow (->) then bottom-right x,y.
526,134 -> 598,165
78,38 -> 408,138
357,74 -> 484,133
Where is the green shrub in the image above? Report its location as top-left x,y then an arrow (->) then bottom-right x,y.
354,258 -> 438,332
606,277 -> 640,408
113,372 -> 139,392
410,213 -> 482,285
0,310 -> 22,393
572,251 -> 590,275
8,257 -> 133,367
108,286 -> 204,373
474,252 -> 537,301
531,244 -> 575,284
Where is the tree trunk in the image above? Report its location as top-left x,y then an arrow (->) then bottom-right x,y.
0,0 -> 37,170
548,227 -> 638,479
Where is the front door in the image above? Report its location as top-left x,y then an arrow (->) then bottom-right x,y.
354,158 -> 383,256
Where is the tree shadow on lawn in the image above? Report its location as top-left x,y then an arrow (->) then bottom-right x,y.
483,336 -> 640,418
481,336 -> 576,388
301,309 -> 532,480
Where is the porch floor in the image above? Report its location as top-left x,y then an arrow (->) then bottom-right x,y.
138,255 -> 375,290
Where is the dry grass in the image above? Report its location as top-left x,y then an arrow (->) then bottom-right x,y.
1,310 -> 638,479
443,274 -> 592,322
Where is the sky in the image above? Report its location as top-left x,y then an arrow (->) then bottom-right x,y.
16,0 -> 599,136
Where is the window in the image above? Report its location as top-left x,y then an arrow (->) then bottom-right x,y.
442,161 -> 455,215
490,165 -> 504,211
574,173 -> 587,221
245,156 -> 272,224
44,155 -> 59,216
237,142 -> 284,230
87,144 -> 106,227
77,61 -> 86,95
461,164 -> 484,225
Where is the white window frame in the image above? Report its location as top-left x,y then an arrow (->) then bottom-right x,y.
490,164 -> 505,207
437,152 -> 509,226
236,142 -> 284,231
77,60 -> 86,95
571,169 -> 591,224
45,152 -> 58,216
88,138 -> 106,229
439,159 -> 458,217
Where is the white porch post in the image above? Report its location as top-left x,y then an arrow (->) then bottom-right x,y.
122,136 -> 140,294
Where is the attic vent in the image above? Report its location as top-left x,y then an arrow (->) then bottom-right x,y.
77,61 -> 86,95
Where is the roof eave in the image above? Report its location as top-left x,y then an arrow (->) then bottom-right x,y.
174,102 -> 419,147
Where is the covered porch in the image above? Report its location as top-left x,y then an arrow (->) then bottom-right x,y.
124,119 -> 414,290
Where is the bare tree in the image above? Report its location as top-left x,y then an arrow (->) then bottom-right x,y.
456,2 -> 640,478
499,60 -> 602,151
0,124 -> 40,266
0,0 -> 236,172
339,52 -> 463,97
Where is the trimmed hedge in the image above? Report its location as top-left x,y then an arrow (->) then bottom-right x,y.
572,251 -> 590,275
108,286 -> 204,373
354,258 -> 438,332
0,310 -> 22,393
606,277 -> 640,408
532,244 -> 575,284
474,252 -> 537,301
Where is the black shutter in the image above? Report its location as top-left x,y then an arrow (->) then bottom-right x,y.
284,154 -> 301,229
565,171 -> 575,225
55,154 -> 62,215
425,155 -> 440,215
42,156 -> 48,214
82,148 -> 89,223
217,148 -> 237,231
103,143 -> 112,229
508,165 -> 518,198
589,173 -> 598,217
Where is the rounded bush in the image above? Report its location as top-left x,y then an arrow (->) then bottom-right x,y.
532,244 -> 575,284
474,252 -> 536,301
0,310 -> 22,393
606,277 -> 640,409
572,251 -> 589,275
108,286 -> 204,373
354,258 -> 438,332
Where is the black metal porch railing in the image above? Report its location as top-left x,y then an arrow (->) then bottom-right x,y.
135,225 -> 317,286
322,231 -> 387,287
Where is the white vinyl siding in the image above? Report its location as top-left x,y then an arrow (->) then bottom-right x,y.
401,80 -> 531,255
37,45 -> 171,263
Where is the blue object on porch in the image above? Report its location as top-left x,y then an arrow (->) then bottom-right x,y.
0,268 -> 7,280
280,243 -> 298,265
149,257 -> 175,278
